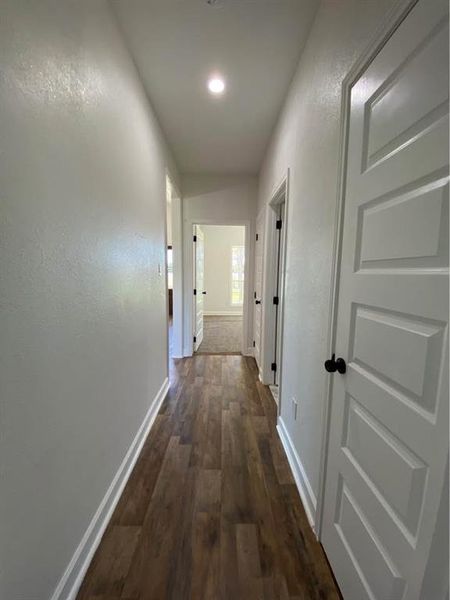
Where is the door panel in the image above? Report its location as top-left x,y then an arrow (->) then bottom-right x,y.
194,225 -> 204,351
253,210 -> 265,369
365,20 -> 448,169
335,478 -> 406,600
322,1 -> 449,598
357,181 -> 448,268
274,202 -> 285,387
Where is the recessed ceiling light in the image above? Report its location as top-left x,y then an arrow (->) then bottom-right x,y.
207,77 -> 225,95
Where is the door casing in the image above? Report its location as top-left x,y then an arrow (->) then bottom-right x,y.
165,174 -> 183,361
260,171 -> 290,414
253,208 -> 266,373
183,219 -> 253,356
193,225 -> 205,351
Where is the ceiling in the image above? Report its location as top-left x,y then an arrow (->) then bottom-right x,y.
111,0 -> 318,174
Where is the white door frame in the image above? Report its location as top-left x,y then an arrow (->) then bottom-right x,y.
192,224 -> 205,351
260,171 -> 290,413
315,0 -> 422,539
183,218 -> 253,356
253,207 -> 267,376
165,174 -> 183,365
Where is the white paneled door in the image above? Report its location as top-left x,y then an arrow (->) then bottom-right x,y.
253,210 -> 265,370
194,225 -> 205,351
322,1 -> 449,599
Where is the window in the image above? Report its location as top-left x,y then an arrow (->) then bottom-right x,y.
231,245 -> 245,305
167,246 -> 173,289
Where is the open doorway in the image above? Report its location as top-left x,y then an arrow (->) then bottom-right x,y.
272,201 -> 285,390
166,175 -> 182,359
267,198 -> 287,406
258,174 -> 289,409
193,224 -> 246,354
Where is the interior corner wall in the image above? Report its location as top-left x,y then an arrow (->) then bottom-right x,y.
257,0 -> 397,525
181,174 -> 257,355
202,225 -> 246,315
0,1 -> 179,599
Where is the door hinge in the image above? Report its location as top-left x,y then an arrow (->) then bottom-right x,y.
193,288 -> 197,295
276,219 -> 282,230
254,291 -> 257,299
193,335 -> 196,343
193,235 -> 197,242
253,340 -> 256,348
273,296 -> 279,305
256,233 -> 259,241
271,362 -> 277,372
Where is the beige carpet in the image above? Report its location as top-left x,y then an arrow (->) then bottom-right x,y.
196,315 -> 243,354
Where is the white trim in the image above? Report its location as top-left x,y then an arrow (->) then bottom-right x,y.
277,416 -> 317,532
252,206 -> 267,373
192,225 -> 204,352
50,377 -> 170,600
260,170 -> 290,417
203,310 -> 243,316
165,173 -> 183,361
244,346 -> 254,357
183,218 -> 253,357
316,0 -> 420,539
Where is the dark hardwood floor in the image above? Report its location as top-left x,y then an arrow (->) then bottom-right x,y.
77,354 -> 340,600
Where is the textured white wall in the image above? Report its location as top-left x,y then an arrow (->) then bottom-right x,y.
202,225 -> 245,314
258,0 -> 396,520
182,175 -> 257,354
0,1 -> 178,598
183,174 -> 257,223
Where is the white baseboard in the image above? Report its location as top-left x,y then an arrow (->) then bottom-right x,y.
243,347 -> 254,357
277,416 -> 317,533
203,311 -> 243,316
51,377 -> 170,600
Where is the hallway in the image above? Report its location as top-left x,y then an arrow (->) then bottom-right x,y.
2,1 -> 448,598
77,355 -> 339,599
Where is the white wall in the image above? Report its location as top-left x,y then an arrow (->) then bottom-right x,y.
203,225 -> 245,315
0,2 -> 178,599
257,0 -> 396,524
182,175 -> 257,355
183,174 -> 257,222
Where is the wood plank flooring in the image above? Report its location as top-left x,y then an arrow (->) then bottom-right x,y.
77,354 -> 340,600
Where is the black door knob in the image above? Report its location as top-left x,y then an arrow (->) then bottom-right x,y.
202,291 -> 207,295
255,300 -> 261,305
324,353 -> 346,374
